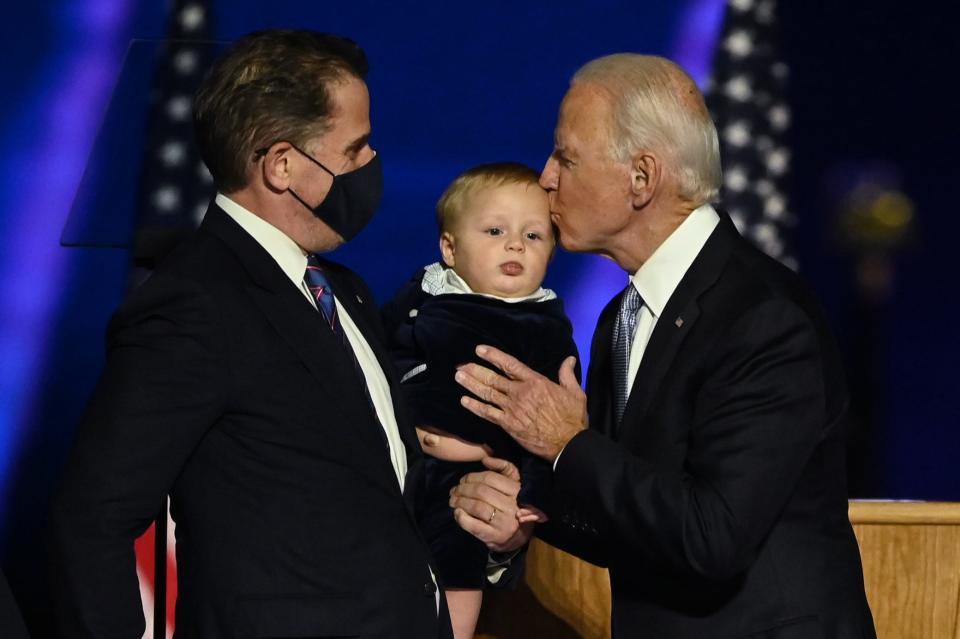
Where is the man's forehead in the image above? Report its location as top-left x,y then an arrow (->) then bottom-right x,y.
556,83 -> 611,146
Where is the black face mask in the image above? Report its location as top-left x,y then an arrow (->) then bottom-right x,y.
287,144 -> 383,241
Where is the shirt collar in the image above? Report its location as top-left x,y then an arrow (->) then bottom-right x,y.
420,262 -> 557,303
631,203 -> 720,318
216,193 -> 309,288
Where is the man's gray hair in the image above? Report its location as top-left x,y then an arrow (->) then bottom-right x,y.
572,54 -> 722,205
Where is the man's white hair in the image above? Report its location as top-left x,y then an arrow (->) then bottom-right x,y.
572,53 -> 722,205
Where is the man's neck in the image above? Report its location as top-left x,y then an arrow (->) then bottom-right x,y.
225,186 -> 339,254
609,199 -> 699,273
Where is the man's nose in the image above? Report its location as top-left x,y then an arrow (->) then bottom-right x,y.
539,157 -> 558,191
356,145 -> 376,168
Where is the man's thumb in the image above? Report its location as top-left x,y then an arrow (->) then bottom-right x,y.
558,356 -> 579,390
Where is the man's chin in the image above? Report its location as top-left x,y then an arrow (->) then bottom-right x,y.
307,232 -> 345,254
556,232 -> 579,253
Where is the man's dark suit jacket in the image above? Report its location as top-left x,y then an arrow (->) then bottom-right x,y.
539,214 -> 876,638
49,205 -> 450,639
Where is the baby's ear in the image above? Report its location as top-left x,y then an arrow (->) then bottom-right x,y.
439,231 -> 456,267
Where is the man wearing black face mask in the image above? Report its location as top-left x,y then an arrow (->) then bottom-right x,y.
49,29 -> 452,639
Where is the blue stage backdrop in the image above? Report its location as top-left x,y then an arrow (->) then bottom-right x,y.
0,0 -> 956,633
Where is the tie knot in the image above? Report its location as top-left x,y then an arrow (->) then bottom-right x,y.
305,255 -> 331,286
621,283 -> 642,313
304,255 -> 337,325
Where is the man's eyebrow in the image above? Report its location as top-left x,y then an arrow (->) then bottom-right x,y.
345,131 -> 370,153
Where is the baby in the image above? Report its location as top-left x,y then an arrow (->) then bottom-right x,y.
382,162 -> 579,639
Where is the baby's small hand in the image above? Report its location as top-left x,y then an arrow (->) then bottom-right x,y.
516,506 -> 549,524
415,426 -> 491,461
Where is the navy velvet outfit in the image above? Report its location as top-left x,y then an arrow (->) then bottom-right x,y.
382,268 -> 579,588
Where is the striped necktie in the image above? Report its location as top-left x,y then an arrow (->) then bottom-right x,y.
303,255 -> 389,449
612,283 -> 643,426
304,255 -> 340,334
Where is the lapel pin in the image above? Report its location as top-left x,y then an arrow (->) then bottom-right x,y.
675,317 -> 684,328
356,295 -> 363,304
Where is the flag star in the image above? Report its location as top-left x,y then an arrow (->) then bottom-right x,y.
179,5 -> 206,31
755,179 -> 774,197
724,76 -> 753,101
173,49 -> 199,74
766,148 -> 790,175
764,194 -> 787,219
725,166 -> 749,192
166,95 -> 192,121
768,104 -> 791,130
752,222 -> 778,245
724,30 -> 754,57
730,0 -> 754,11
756,0 -> 776,24
762,238 -> 784,258
724,121 -> 752,147
158,141 -> 186,167
153,185 -> 181,213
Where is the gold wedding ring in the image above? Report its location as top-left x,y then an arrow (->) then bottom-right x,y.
487,507 -> 498,524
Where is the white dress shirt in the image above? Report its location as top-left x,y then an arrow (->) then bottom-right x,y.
215,193 -> 409,490
624,203 -> 720,390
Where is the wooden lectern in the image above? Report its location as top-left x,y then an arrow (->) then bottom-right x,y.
476,501 -> 960,639
850,500 -> 960,639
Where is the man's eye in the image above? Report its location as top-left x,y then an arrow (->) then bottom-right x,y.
554,151 -> 574,169
486,228 -> 503,236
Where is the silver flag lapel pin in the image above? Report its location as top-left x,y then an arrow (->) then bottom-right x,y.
675,317 -> 684,328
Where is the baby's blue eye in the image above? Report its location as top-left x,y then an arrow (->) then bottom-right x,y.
526,232 -> 541,241
486,228 -> 503,236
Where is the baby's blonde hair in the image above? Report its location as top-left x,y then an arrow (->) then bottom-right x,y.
436,162 -> 544,236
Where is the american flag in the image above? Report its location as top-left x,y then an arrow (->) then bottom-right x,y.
132,0 -> 216,273
705,0 -> 797,269
131,2 -> 214,636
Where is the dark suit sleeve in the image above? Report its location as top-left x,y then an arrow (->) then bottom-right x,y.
48,276 -> 226,637
551,298 -> 825,581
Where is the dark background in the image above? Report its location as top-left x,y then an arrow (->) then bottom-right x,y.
0,0 -> 956,634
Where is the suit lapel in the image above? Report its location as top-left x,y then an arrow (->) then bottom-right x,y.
201,206 -> 400,490
618,216 -> 737,436
587,296 -> 619,438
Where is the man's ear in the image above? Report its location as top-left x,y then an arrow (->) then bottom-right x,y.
261,142 -> 295,193
439,231 -> 456,267
630,152 -> 660,208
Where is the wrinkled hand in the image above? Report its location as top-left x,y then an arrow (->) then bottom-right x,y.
450,457 -> 533,553
455,346 -> 587,461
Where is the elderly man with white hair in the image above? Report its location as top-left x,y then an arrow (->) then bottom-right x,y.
450,54 -> 877,638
